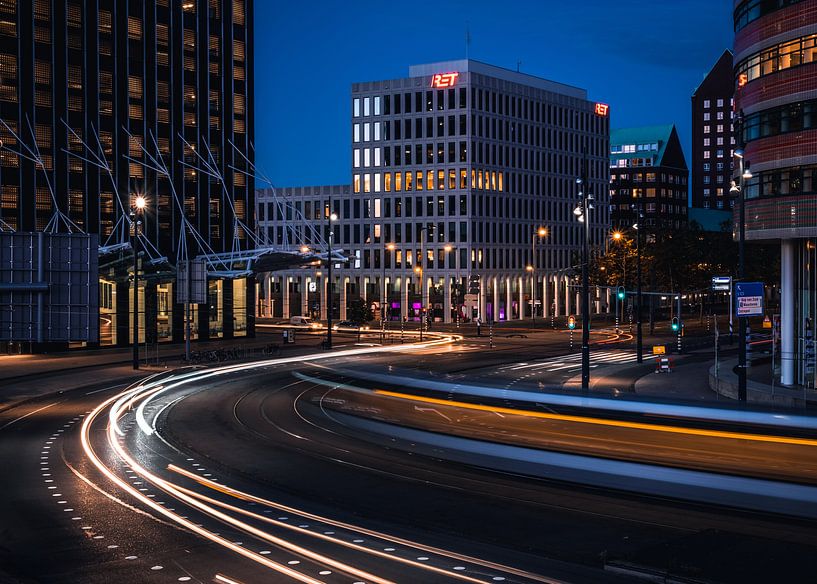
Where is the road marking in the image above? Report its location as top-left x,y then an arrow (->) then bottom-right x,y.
0,402 -> 59,430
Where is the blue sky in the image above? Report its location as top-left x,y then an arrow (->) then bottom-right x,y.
254,1 -> 734,187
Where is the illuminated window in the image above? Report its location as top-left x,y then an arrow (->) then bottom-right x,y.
416,171 -> 424,191
233,0 -> 245,25
353,174 -> 360,193
448,169 -> 456,189
364,148 -> 370,167
405,171 -> 413,191
459,169 -> 466,189
364,174 -> 371,193
437,170 -> 444,190
374,148 -> 381,167
395,172 -> 402,192
353,149 -> 360,168
384,172 -> 391,191
128,16 -> 142,40
374,174 -> 381,193
427,170 -> 435,191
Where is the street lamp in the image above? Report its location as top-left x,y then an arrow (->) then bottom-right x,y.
633,202 -> 644,363
382,243 -> 395,338
131,195 -> 146,370
530,227 -> 547,329
575,156 -> 592,392
731,115 -> 753,400
326,210 -> 338,349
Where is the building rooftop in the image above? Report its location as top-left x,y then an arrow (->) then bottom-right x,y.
611,124 -> 687,170
408,59 -> 587,100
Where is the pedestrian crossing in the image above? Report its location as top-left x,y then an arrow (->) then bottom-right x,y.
499,350 -> 657,373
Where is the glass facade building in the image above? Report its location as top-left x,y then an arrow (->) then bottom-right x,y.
0,0 -> 255,349
734,0 -> 817,387
259,59 -> 610,324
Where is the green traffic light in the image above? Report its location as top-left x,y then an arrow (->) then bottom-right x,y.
671,318 -> 680,332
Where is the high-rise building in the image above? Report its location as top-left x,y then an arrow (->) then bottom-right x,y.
258,59 -> 610,324
0,0 -> 255,348
691,50 -> 735,210
733,0 -> 817,387
609,125 -> 688,231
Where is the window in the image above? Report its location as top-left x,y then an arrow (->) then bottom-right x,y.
704,99 -> 711,108
353,149 -> 360,168
353,98 -> 360,117
717,99 -> 724,107
353,124 -> 360,143
374,96 -> 381,115
364,97 -> 370,116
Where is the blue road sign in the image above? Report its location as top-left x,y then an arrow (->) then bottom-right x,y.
735,281 -> 764,317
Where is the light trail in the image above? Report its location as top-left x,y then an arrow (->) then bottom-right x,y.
78,335 -> 502,583
373,389 -> 817,447
167,465 -> 563,584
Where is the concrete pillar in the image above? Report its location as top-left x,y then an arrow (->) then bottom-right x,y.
781,239 -> 796,386
564,276 -> 572,316
518,277 -> 524,320
444,276 -> 452,323
320,277 -> 327,321
479,277 -> 486,321
402,277 -> 409,321
282,276 -> 291,319
553,275 -> 561,317
504,277 -> 511,321
605,287 -> 611,314
492,277 -> 499,322
267,275 -> 272,318
340,276 -> 349,321
301,276 -> 309,316
542,275 -> 549,319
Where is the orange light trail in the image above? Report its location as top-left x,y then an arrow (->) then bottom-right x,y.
373,389 -> 817,447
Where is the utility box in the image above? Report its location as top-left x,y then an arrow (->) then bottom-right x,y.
283,329 -> 296,344
0,232 -> 98,347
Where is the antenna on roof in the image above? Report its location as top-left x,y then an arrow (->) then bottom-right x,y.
465,22 -> 471,60
517,60 -> 522,72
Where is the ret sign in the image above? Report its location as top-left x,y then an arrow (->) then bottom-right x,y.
431,72 -> 459,88
594,102 -> 609,117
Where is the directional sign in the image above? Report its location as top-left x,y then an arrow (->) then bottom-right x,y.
711,275 -> 731,292
176,258 -> 207,304
735,281 -> 764,317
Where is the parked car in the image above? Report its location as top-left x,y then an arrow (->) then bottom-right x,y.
290,316 -> 319,329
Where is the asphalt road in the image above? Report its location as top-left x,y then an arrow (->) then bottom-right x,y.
2,338 -> 816,583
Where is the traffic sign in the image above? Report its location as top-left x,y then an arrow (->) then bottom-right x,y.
762,316 -> 772,329
735,282 -> 764,316
652,345 -> 666,355
176,258 -> 207,304
711,276 -> 731,292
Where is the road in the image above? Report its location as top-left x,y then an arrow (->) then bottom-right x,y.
2,336 -> 816,583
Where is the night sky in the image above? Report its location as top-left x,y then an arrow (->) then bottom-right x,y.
254,0 -> 734,189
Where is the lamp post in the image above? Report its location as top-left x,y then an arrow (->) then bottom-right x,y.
575,153 -> 592,392
635,200 -> 644,363
731,110 -> 752,401
131,195 -> 146,370
382,243 -> 394,340
326,210 -> 338,349
419,225 -> 429,336
530,227 -> 547,329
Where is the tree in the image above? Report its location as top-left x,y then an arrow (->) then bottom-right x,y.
347,297 -> 374,323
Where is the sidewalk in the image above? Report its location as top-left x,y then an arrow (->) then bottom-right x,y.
0,332 -> 322,413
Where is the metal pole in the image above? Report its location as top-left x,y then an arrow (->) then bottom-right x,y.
531,233 -> 536,329
381,249 -> 386,343
581,151 -> 590,391
132,208 -> 140,370
636,196 -> 643,363
326,206 -> 334,350
185,259 -> 191,362
420,227 -> 425,341
737,112 -> 748,401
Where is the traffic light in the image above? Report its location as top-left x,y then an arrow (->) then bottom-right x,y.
567,315 -> 576,330
671,317 -> 680,332
616,286 -> 625,300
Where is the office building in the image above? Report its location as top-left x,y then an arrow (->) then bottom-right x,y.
691,50 -> 735,210
609,125 -> 688,231
0,0 -> 254,349
734,0 -> 817,387
258,59 -> 610,324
